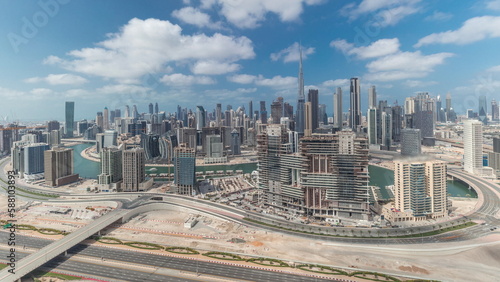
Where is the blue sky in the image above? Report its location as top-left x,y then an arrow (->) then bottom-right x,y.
1,0 -> 500,122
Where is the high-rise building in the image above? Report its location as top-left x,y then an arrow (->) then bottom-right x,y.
492,99 -> 499,121
333,87 -> 343,128
478,95 -> 488,124
393,160 -> 447,221
368,85 -> 377,109
47,120 -> 60,132
216,103 -> 222,126
195,106 -> 206,131
445,92 -> 452,114
304,102 -> 313,137
271,99 -> 283,124
24,143 -> 50,177
391,105 -> 403,142
488,137 -> 500,178
122,147 -> 147,192
98,147 -> 123,188
307,89 -> 319,131
381,112 -> 392,149
103,107 -> 109,130
318,104 -> 327,125
463,120 -> 483,174
65,101 -> 74,138
231,129 -> 241,155
248,101 -> 253,120
400,129 -> 421,156
140,133 -> 161,160
173,144 -> 196,195
260,101 -> 267,124
349,78 -> 361,131
148,103 -> 154,114
96,112 -> 103,129
367,108 -> 377,145
44,147 -> 79,186
295,48 -> 305,134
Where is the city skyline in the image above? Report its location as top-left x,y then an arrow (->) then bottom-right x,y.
1,1 -> 500,121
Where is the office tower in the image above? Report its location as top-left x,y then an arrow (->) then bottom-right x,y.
391,105 -> 402,142
231,129 -> 241,155
96,112 -> 103,129
463,120 -> 483,174
140,133 -> 161,160
248,101 -> 253,120
393,160 -> 447,220
260,101 -> 267,124
478,95 -> 487,124
318,104 -> 327,125
103,107 -> 109,130
65,101 -> 74,138
205,135 -> 225,163
488,137 -> 500,177
333,87 -> 343,128
404,97 -> 415,115
436,95 -> 443,122
302,131 -> 370,219
44,147 -> 79,186
381,112 -> 392,149
283,102 -> 294,119
216,103 -> 222,126
445,92 -> 451,114
368,85 -> 377,109
295,48 -> 305,134
48,130 -> 61,146
24,143 -> 50,178
114,109 -> 121,119
109,111 -> 116,127
195,106 -> 206,131
349,78 -> 361,131
492,99 -> 499,121
0,125 -> 12,154
148,103 -> 154,114
367,108 -> 377,145
47,120 -> 60,132
270,99 -> 283,124
173,144 -> 196,195
98,147 -> 123,187
307,89 -> 319,131
122,147 -> 147,192
304,102 -> 313,137
102,130 -> 117,148
400,128 -> 421,156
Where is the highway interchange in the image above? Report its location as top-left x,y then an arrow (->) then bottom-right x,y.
0,157 -> 499,281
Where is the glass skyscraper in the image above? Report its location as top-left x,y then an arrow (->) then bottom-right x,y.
65,101 -> 75,138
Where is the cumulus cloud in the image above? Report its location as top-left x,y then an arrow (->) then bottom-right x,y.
402,80 -> 438,88
191,60 -> 241,75
486,0 -> 500,11
227,74 -> 296,89
44,18 -> 254,81
227,74 -> 258,84
415,16 -> 500,47
321,79 -> 350,88
424,11 -> 453,22
330,38 -> 400,60
270,42 -> 315,63
342,0 -> 421,27
365,51 -> 454,81
200,0 -> 326,28
24,74 -> 88,85
160,73 -> 216,86
172,7 -> 222,29
487,65 -> 500,72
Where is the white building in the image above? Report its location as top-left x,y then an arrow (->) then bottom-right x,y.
463,119 -> 483,174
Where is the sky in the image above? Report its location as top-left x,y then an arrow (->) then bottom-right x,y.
1,0 -> 500,122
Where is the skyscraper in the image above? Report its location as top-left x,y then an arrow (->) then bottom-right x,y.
295,47 -> 305,134
270,98 -> 283,124
65,101 -> 74,138
393,160 -> 447,220
173,144 -> 196,195
367,108 -> 377,145
492,99 -> 499,121
368,85 -> 377,109
103,107 -> 109,130
96,112 -> 103,129
478,95 -> 487,124
122,147 -> 147,192
333,87 -> 342,128
307,89 -> 319,131
24,143 -> 50,178
44,147 -> 79,186
400,128 -> 421,156
381,111 -> 392,149
216,103 -> 222,126
260,101 -> 267,124
98,147 -> 123,188
155,102 -> 159,114
148,103 -> 154,114
463,120 -> 483,174
349,78 -> 361,131
248,101 -> 253,120
195,106 -> 206,131
304,102 -> 313,137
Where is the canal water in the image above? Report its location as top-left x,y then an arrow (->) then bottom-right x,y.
72,144 -> 477,198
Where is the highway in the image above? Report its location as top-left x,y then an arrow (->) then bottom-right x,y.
0,233 -> 336,282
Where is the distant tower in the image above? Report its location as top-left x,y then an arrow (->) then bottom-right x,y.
44,147 -> 79,186
173,144 -> 196,195
333,87 -> 342,128
295,47 -> 305,134
96,112 -> 103,129
445,92 -> 452,114
98,147 -> 123,186
65,101 -> 74,138
155,102 -> 159,114
478,96 -> 487,124
132,105 -> 139,119
122,147 -> 146,192
307,89 -> 319,131
248,101 -> 253,120
124,105 -> 130,118
260,101 -> 267,124
401,128 -> 421,156
148,103 -> 154,114
368,86 -> 377,109
304,102 -> 313,137
492,99 -> 499,121
216,103 -> 222,127
103,107 -> 109,130
349,78 -> 361,131
195,106 -> 206,131
367,108 -> 377,144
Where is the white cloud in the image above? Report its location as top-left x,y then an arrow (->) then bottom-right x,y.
330,38 -> 400,60
424,11 -> 453,22
44,18 -> 254,81
415,16 -> 500,47
24,74 -> 88,85
270,42 -> 315,63
487,65 -> 500,72
342,0 -> 421,27
160,73 -> 216,86
200,0 -> 326,28
365,51 -> 454,81
487,0 -> 500,11
236,87 -> 257,93
402,80 -> 438,88
191,60 -> 241,75
227,74 -> 258,84
172,7 -> 222,29
321,79 -> 350,88
30,88 -> 54,95
97,84 -> 151,95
